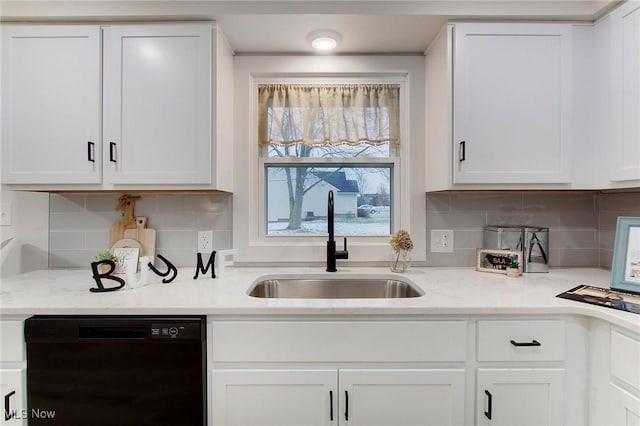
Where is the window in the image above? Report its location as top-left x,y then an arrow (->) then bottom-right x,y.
259,83 -> 400,237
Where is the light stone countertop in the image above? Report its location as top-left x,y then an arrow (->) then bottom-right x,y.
1,266 -> 639,333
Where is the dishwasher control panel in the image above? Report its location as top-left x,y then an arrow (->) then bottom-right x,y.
150,322 -> 201,340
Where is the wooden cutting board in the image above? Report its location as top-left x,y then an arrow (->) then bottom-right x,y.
124,216 -> 157,262
109,195 -> 139,247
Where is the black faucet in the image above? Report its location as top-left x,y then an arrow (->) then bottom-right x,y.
326,190 -> 348,272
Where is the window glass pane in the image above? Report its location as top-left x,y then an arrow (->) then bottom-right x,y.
265,164 -> 393,236
267,142 -> 390,158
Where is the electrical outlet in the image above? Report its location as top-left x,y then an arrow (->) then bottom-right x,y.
197,231 -> 213,252
0,203 -> 12,226
431,229 -> 454,253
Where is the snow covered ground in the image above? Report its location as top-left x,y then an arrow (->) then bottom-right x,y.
268,206 -> 391,236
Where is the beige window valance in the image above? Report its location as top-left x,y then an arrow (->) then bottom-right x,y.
258,84 -> 400,147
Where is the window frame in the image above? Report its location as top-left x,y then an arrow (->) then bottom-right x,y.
232,56 -> 427,266
255,77 -> 406,247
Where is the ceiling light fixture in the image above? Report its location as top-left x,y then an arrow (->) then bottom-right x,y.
307,30 -> 342,52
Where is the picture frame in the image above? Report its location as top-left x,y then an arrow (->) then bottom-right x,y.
476,248 -> 524,274
611,216 -> 640,294
112,247 -> 140,274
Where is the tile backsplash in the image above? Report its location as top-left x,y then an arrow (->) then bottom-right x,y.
49,193 -> 232,268
426,191 -> 640,268
48,190 -> 639,269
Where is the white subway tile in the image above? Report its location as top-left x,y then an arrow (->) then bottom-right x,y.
50,232 -> 85,250
157,230 -> 197,250
50,194 -> 84,213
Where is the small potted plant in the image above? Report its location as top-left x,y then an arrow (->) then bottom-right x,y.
390,230 -> 413,273
94,249 -> 119,274
506,260 -> 522,277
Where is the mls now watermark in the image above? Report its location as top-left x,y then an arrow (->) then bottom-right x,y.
5,408 -> 56,420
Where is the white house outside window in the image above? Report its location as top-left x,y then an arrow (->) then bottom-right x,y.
258,83 -> 400,237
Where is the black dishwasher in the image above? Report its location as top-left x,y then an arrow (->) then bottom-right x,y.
25,315 -> 206,426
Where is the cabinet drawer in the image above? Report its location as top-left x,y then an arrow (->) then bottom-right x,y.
611,329 -> 640,392
477,320 -> 565,362
211,321 -> 467,363
1,321 -> 24,362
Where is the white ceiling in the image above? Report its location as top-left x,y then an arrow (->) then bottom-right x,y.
217,14 -> 447,54
0,0 -> 621,54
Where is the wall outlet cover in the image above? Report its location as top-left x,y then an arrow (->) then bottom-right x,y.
431,229 -> 454,253
198,230 -> 213,252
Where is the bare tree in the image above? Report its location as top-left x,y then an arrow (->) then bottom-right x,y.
376,183 -> 390,206
270,143 -> 351,230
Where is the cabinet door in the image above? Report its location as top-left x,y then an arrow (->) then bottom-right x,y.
103,24 -> 212,185
610,383 -> 640,426
610,1 -> 640,182
0,369 -> 26,425
340,369 -> 465,426
211,369 -> 336,426
476,368 -> 564,426
1,25 -> 101,184
453,23 -> 572,184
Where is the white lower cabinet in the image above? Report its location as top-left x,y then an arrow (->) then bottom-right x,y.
211,369 -> 336,426
211,368 -> 465,426
606,328 -> 640,426
210,320 -> 468,425
476,368 -> 565,426
610,383 -> 640,426
475,320 -> 568,426
0,319 -> 27,425
210,318 -> 599,426
340,369 -> 465,426
0,369 -> 26,425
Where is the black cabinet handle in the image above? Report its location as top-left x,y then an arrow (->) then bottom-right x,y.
484,390 -> 492,420
109,142 -> 117,163
344,390 -> 349,421
329,390 -> 333,421
4,390 -> 16,421
459,141 -> 466,162
510,339 -> 541,347
87,142 -> 95,162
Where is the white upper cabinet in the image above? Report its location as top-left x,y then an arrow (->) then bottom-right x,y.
1,25 -> 101,184
453,23 -> 572,185
426,23 -> 583,190
103,24 -> 212,185
1,23 -> 233,191
609,1 -> 640,184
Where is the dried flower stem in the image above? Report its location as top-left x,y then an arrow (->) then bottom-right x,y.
390,230 -> 412,272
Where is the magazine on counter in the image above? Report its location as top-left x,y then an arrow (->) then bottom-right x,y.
557,285 -> 640,314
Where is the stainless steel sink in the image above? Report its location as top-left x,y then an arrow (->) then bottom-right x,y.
248,278 -> 423,299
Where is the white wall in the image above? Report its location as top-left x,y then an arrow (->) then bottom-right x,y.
233,55 -> 426,265
0,188 -> 49,278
